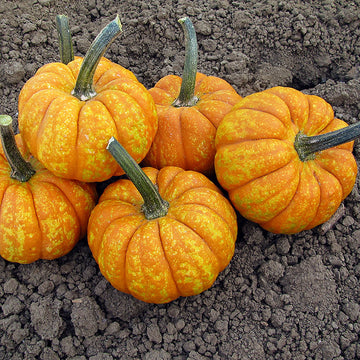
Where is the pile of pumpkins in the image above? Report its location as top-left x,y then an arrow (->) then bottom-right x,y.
0,15 -> 358,304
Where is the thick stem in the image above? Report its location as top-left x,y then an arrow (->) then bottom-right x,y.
0,115 -> 35,182
107,137 -> 169,220
56,14 -> 74,65
72,15 -> 122,101
172,17 -> 199,107
295,122 -> 360,161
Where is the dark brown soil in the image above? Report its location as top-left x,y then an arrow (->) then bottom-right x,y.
1,0 -> 360,359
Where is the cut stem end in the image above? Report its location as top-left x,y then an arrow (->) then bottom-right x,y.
0,115 -> 36,182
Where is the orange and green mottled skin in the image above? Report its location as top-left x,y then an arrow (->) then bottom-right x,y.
142,73 -> 242,175
0,135 -> 98,264
215,86 -> 357,234
18,56 -> 158,182
87,166 -> 237,304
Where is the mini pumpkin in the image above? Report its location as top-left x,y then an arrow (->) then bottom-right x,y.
18,16 -> 157,182
143,17 -> 242,175
88,137 -> 238,303
215,86 -> 358,234
0,115 -> 97,264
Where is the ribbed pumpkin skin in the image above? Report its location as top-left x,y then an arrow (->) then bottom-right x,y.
143,73 -> 242,175
87,166 -> 237,304
18,56 -> 158,182
215,86 -> 357,234
0,135 -> 98,264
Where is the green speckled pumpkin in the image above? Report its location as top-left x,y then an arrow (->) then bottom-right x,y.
88,138 -> 237,303
215,86 -> 358,234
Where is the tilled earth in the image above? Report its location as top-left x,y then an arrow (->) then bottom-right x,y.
0,0 -> 360,359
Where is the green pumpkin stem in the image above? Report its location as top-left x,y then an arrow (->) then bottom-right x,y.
172,17 -> 199,107
107,137 -> 169,220
72,15 -> 122,101
295,122 -> 360,161
56,14 -> 74,65
0,115 -> 35,182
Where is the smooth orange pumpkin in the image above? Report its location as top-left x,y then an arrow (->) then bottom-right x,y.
143,17 -> 242,175
88,137 -> 237,303
18,16 -> 157,182
0,115 -> 97,264
215,86 -> 358,234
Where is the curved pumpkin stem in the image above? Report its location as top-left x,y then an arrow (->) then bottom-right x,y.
0,115 -> 35,182
295,122 -> 360,161
172,17 -> 199,107
56,14 -> 74,65
72,15 -> 122,101
107,137 -> 169,220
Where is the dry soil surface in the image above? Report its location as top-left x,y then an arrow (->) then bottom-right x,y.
1,0 -> 360,359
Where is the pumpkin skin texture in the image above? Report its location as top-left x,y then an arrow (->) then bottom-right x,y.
17,56 -> 158,182
215,86 -> 357,234
87,166 -> 238,304
143,73 -> 242,175
0,135 -> 98,264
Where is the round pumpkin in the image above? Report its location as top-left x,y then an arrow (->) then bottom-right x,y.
215,86 -> 358,234
143,17 -> 242,175
18,16 -> 157,182
0,115 -> 97,264
88,137 -> 238,303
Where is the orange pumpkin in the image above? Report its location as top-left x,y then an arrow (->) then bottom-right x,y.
215,86 -> 358,234
143,17 -> 242,175
0,115 -> 97,264
18,16 -> 157,182
88,137 -> 237,303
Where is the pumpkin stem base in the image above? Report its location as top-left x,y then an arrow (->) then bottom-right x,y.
141,200 -> 169,220
172,95 -> 199,108
295,121 -> 360,162
294,132 -> 317,162
71,88 -> 97,102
